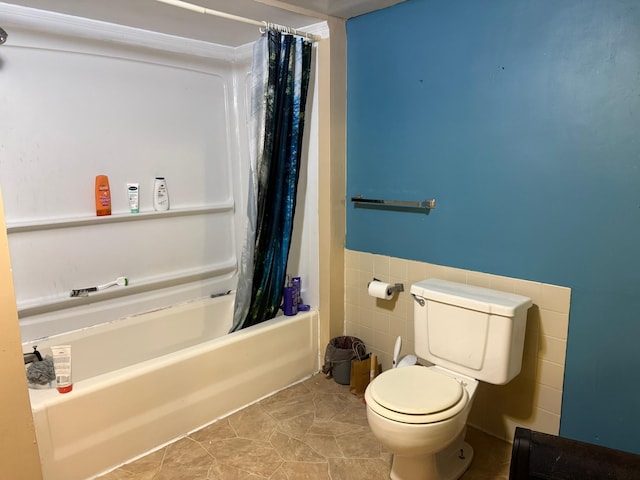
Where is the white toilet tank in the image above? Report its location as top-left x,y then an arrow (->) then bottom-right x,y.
411,279 -> 532,385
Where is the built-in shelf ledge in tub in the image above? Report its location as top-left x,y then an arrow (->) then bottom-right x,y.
6,203 -> 234,233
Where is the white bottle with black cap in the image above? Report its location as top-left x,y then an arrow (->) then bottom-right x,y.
153,177 -> 169,211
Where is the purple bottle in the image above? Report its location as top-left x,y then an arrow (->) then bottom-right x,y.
283,275 -> 298,316
291,276 -> 311,311
292,276 -> 301,307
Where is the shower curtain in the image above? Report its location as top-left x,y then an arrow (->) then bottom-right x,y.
231,30 -> 313,332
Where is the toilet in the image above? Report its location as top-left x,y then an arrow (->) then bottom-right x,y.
365,278 -> 532,480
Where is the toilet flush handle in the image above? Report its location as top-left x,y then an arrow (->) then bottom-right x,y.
411,294 -> 425,307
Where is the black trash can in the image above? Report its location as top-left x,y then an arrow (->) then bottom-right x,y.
322,336 -> 366,385
510,427 -> 640,480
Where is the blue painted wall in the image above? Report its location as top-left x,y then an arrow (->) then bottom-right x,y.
346,0 -> 640,454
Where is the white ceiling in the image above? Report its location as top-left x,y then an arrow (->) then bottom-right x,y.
1,0 -> 405,46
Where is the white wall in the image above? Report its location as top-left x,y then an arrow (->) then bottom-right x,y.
0,4 -> 321,342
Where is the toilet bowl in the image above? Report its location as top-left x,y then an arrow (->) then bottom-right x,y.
365,365 -> 478,480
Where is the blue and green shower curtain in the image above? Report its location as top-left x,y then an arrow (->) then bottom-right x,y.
231,30 -> 313,332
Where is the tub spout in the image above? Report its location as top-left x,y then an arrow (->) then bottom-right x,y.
24,346 -> 43,364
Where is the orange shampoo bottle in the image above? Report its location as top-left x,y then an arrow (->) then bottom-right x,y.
95,175 -> 111,216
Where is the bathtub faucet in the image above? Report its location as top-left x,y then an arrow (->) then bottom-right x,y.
24,346 -> 44,364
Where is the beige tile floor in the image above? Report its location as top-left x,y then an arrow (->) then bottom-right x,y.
97,374 -> 512,480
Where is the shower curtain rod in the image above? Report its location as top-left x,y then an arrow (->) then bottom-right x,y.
155,0 -> 320,42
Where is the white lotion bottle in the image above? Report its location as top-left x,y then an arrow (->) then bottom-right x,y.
127,183 -> 139,213
153,177 -> 169,211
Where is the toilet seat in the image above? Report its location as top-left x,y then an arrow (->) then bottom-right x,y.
366,365 -> 469,424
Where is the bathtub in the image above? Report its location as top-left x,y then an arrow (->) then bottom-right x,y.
23,294 -> 319,480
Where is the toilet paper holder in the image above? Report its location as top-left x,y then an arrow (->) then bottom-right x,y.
369,278 -> 404,295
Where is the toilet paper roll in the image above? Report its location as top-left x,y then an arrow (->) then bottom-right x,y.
368,280 -> 393,300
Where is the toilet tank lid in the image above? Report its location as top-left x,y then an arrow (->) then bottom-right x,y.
410,279 -> 532,317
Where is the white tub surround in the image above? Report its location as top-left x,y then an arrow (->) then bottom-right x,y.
0,3 -> 321,342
